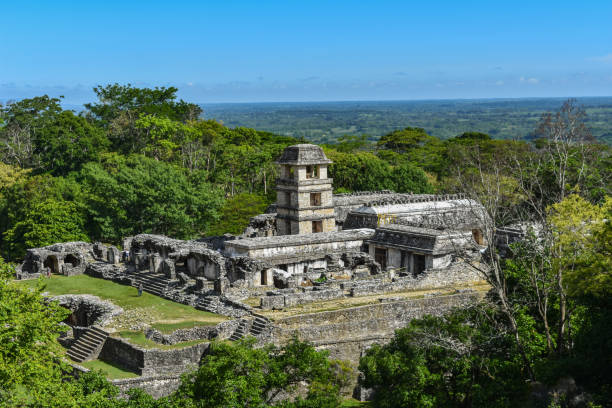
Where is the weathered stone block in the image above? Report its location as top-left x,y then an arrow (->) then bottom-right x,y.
261,295 -> 285,310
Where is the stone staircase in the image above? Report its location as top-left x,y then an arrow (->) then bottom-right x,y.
67,326 -> 108,363
229,319 -> 250,341
196,296 -> 218,312
229,316 -> 271,341
249,316 -> 269,337
130,272 -> 170,297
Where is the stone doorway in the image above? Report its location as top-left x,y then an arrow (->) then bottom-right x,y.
374,247 -> 387,270
43,255 -> 60,274
414,254 -> 426,275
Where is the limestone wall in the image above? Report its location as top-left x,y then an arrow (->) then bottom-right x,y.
99,337 -> 209,376
271,292 -> 481,363
112,375 -> 183,399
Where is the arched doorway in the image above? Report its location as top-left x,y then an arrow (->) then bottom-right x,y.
43,256 -> 60,274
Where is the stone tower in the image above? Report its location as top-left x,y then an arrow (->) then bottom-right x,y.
275,144 -> 335,235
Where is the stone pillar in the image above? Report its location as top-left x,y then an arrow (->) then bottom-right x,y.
214,277 -> 229,294
149,254 -> 163,273
107,246 -> 120,264
195,277 -> 207,292
162,259 -> 176,279
409,253 -> 414,275
122,237 -> 133,253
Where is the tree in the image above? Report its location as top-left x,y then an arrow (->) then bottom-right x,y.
0,259 -> 72,406
377,127 -> 431,153
84,83 -> 202,153
34,110 -> 109,176
359,306 -> 526,408
206,193 -> 270,236
77,154 -> 223,243
0,95 -> 63,169
3,199 -> 88,259
174,337 -> 348,408
326,150 -> 396,192
391,162 -> 434,194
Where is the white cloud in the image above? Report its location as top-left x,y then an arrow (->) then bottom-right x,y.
589,53 -> 612,62
520,76 -> 539,84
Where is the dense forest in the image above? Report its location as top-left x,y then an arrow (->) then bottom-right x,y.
202,98 -> 612,145
1,85 -> 611,407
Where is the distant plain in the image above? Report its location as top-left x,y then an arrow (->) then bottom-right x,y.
201,97 -> 612,145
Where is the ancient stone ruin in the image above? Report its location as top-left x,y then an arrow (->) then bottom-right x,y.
18,144 -> 516,399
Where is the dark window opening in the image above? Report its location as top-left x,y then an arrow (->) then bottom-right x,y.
374,248 -> 387,270
310,193 -> 321,206
414,254 -> 426,276
312,220 -> 323,233
400,251 -> 407,270
260,270 -> 268,285
306,165 -> 319,179
64,254 -> 80,267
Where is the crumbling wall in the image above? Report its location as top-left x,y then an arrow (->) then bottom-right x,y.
271,292 -> 481,362
112,375 -> 183,399
99,336 -> 209,376
242,213 -> 277,238
144,320 -> 238,345
129,234 -> 227,281
343,264 -> 482,297
55,294 -> 123,327
17,242 -> 94,279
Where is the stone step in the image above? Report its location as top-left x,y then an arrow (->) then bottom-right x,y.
68,345 -> 91,356
73,337 -> 100,352
69,344 -> 92,356
89,326 -> 109,336
67,351 -> 88,362
67,327 -> 108,363
75,335 -> 99,347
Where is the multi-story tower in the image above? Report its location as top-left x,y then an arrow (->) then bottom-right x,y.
275,144 -> 335,235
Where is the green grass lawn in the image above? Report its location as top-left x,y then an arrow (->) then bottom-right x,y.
78,359 -> 139,379
17,274 -> 227,328
116,330 -> 209,349
341,399 -> 371,407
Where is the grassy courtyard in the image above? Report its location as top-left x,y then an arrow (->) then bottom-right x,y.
17,274 -> 227,332
78,359 -> 139,379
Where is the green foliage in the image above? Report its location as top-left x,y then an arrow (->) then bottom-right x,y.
175,336 -> 347,407
360,306 -> 527,408
207,193 -> 270,236
0,95 -> 64,169
392,162 -> 434,194
77,154 -> 223,242
326,149 -> 434,193
34,110 -> 109,175
3,198 -> 88,259
0,258 -> 116,407
376,127 -> 431,153
84,83 -> 202,154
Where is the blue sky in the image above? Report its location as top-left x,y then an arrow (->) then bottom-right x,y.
1,0 -> 612,103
